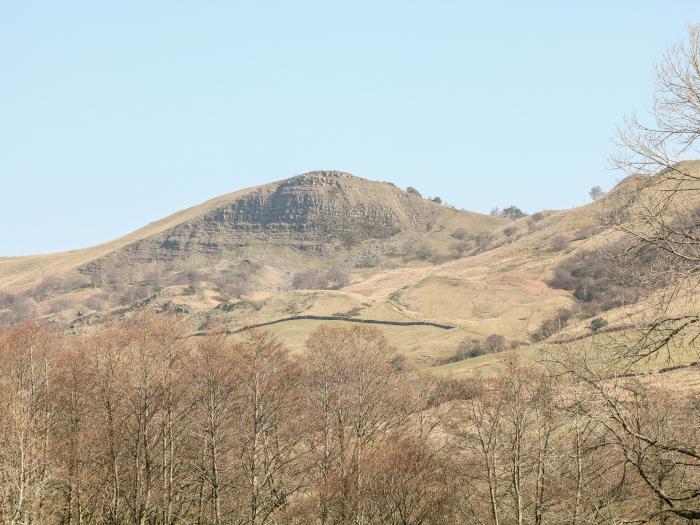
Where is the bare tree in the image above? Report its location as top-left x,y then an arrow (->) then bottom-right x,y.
0,295 -> 38,326
190,333 -> 238,525
301,326 -> 410,524
230,330 -> 304,525
606,24 -> 700,365
0,324 -> 58,525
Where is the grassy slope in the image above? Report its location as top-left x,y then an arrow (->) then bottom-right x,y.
2,168 -> 698,376
0,182 -> 269,290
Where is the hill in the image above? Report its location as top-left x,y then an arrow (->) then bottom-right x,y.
1,167 -> 697,370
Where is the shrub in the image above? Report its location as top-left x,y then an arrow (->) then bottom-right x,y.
461,338 -> 485,358
84,293 -> 110,311
430,377 -> 481,402
451,228 -> 469,240
325,267 -> 351,288
531,308 -> 574,341
213,272 -> 253,300
434,338 -> 485,365
450,240 -> 472,258
531,211 -> 545,222
550,235 -> 569,251
572,225 -> 600,241
549,250 -> 644,314
589,186 -> 605,200
221,281 -> 252,300
115,286 -> 152,306
30,277 -> 62,301
432,196 -> 442,204
0,292 -> 15,309
406,187 -> 421,197
414,242 -> 433,261
292,267 -> 350,290
355,252 -> 382,268
590,317 -> 609,332
292,271 -> 324,290
484,334 -> 508,353
388,354 -> 409,372
474,232 -> 495,253
105,267 -> 130,287
504,226 -> 517,237
47,299 -> 75,315
0,295 -> 37,326
500,206 -> 527,220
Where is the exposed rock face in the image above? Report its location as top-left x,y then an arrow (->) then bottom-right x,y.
208,171 -> 404,236
96,171 -> 438,265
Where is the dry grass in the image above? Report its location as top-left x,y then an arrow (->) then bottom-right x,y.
2,170 -> 698,377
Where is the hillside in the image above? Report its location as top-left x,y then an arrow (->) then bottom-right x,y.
1,167 -> 697,370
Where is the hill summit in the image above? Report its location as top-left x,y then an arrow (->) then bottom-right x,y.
58,170 -> 498,283
0,170 -> 500,291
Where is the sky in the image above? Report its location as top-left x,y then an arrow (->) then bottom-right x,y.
1,1 -> 698,256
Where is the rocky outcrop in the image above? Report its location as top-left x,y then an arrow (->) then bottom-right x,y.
83,171 -> 439,268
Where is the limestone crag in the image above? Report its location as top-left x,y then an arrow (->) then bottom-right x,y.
85,171 -> 440,268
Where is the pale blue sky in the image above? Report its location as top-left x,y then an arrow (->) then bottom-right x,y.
1,2 -> 697,256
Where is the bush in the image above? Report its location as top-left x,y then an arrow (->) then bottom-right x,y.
430,377 -> 481,402
221,281 -> 252,300
589,186 -> 605,200
0,295 -> 37,326
325,267 -> 351,288
115,286 -> 152,306
414,242 -> 433,261
549,250 -> 644,314
432,196 -> 442,204
451,228 -> 469,240
388,354 -> 409,372
0,292 -> 15,309
292,267 -> 350,290
590,317 -> 609,332
531,308 -> 574,341
500,206 -> 527,220
484,334 -> 508,353
47,299 -> 75,315
406,187 -> 421,197
531,211 -> 545,222
30,277 -> 62,301
504,226 -> 517,237
214,272 -> 253,300
104,267 -> 130,288
84,293 -> 110,311
434,338 -> 485,365
474,232 -> 495,253
292,271 -> 324,290
450,240 -> 472,258
461,338 -> 485,358
355,252 -> 382,268
550,235 -> 569,251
